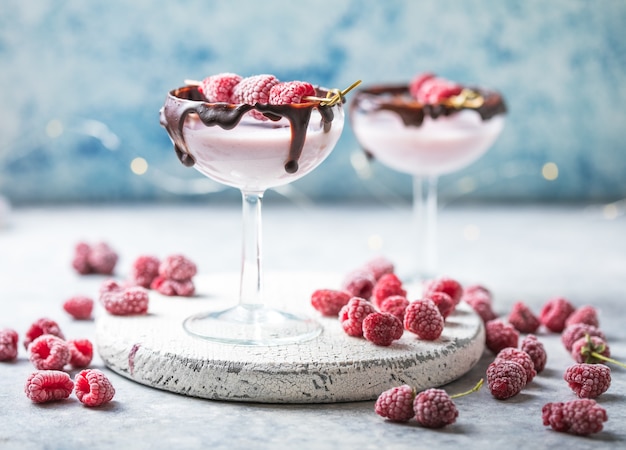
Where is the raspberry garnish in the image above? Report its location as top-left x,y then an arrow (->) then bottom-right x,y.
408,72 -> 436,100
507,301 -> 540,333
0,328 -> 19,361
409,74 -> 464,105
158,254 -> 197,282
232,74 -> 280,121
379,295 -> 409,321
374,385 -> 416,422
486,359 -> 527,400
74,369 -> 116,407
542,399 -> 607,435
62,295 -> 94,320
422,276 -> 463,306
564,305 -> 599,328
341,269 -> 376,301
269,81 -> 316,104
130,255 -> 161,288
24,370 -> 74,403
495,347 -> 536,384
338,297 -> 376,337
403,299 -> 445,341
372,273 -> 406,309
521,334 -> 547,373
362,312 -> 404,346
561,323 -> 606,351
413,388 -> 459,428
310,289 -> 351,317
67,338 -> 94,369
539,296 -> 575,332
485,319 -> 519,354
150,277 -> 195,297
564,363 -> 611,399
198,72 -> 242,103
23,317 -> 65,350
101,286 -> 149,316
361,256 -> 395,281
426,291 -> 455,319
28,334 -> 71,370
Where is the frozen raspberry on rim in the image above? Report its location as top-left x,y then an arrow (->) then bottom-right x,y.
63,295 -> 94,320
496,347 -> 536,384
379,295 -> 409,321
485,319 -> 519,354
74,369 -> 116,407
409,72 -> 436,100
23,317 -> 65,350
414,388 -> 459,428
542,399 -> 607,435
539,296 -> 575,332
521,334 -> 547,373
269,81 -> 316,104
486,359 -> 527,400
564,363 -> 611,399
198,72 -> 242,103
25,370 -> 74,403
29,334 -> 71,370
422,276 -> 463,306
372,273 -> 406,309
310,289 -> 351,317
0,328 -> 19,361
375,385 -> 415,422
232,74 -> 280,121
362,312 -> 404,346
339,297 -> 376,337
507,301 -> 540,333
426,291 -> 455,319
68,338 -> 94,369
403,299 -> 445,341
341,269 -> 376,301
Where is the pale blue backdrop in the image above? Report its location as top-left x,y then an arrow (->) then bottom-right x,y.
1,0 -> 625,205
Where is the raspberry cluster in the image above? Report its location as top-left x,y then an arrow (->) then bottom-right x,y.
25,368 -> 115,407
149,254 -> 197,297
72,241 -> 118,275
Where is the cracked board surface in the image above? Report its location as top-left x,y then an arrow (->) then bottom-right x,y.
96,272 -> 485,403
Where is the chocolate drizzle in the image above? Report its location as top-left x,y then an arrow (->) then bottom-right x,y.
159,85 -> 337,173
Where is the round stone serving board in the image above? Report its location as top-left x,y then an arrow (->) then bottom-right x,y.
96,272 -> 485,404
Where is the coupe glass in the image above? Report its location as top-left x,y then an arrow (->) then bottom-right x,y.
160,84 -> 345,345
350,83 -> 506,282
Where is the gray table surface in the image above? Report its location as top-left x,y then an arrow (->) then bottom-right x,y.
1,201 -> 625,449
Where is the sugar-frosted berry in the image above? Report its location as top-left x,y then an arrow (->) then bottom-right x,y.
414,388 -> 459,428
521,334 -> 547,373
63,295 -> 94,320
341,269 -> 376,301
542,399 -> 607,435
131,255 -> 161,288
361,256 -> 395,281
87,242 -> 118,275
269,81 -> 316,104
565,305 -> 599,328
486,359 -> 527,399
232,74 -> 280,121
72,242 -> 92,274
485,319 -> 519,354
379,295 -> 409,321
564,363 -> 611,399
404,299 -> 444,341
426,291 -> 455,319
74,369 -> 116,407
29,334 -> 71,370
25,370 -> 74,403
423,276 -> 463,305
496,347 -> 536,384
362,312 -> 404,346
339,297 -> 376,337
68,338 -> 93,369
571,335 -> 610,364
463,284 -> 492,300
198,72 -> 242,103
101,286 -> 149,316
539,296 -> 575,332
158,254 -> 197,281
465,293 -> 497,323
409,72 -> 436,100
0,328 -> 19,361
23,318 -> 65,350
371,273 -> 406,308
417,77 -> 464,104
311,289 -> 351,317
561,323 -> 606,351
375,385 -> 415,422
151,276 -> 196,297
507,301 -> 540,333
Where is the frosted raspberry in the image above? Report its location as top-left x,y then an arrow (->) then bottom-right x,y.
542,399 -> 607,435
507,301 -> 540,333
561,323 -> 606,351
416,77 -> 463,104
130,255 -> 161,288
521,334 -> 547,373
571,335 -> 610,364
423,276 -> 463,306
158,254 -> 197,281
198,72 -> 242,103
23,317 -> 65,350
463,284 -> 492,300
0,328 -> 19,361
341,269 -> 376,300
564,363 -> 611,399
409,72 -> 436,100
485,319 -> 519,354
101,286 -> 149,316
379,295 -> 409,321
565,305 -> 599,328
496,347 -> 536,384
67,338 -> 93,369
361,256 -> 395,281
150,276 -> 195,297
310,289 -> 351,317
29,334 -> 71,370
426,291 -> 455,319
25,370 -> 74,403
87,242 -> 118,275
232,74 -> 280,121
362,312 -> 404,346
72,242 -> 92,274
372,273 -> 406,309
338,297 -> 376,337
99,278 -> 123,295
486,359 -> 527,399
74,369 -> 116,407
374,385 -> 415,422
403,299 -> 444,341
414,388 -> 459,428
269,81 -> 315,104
539,296 -> 575,332
465,293 -> 497,323
63,295 -> 94,320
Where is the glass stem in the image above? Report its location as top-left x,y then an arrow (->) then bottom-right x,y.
239,190 -> 264,308
413,175 -> 438,280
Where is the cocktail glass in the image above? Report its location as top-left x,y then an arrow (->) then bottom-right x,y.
160,84 -> 345,345
350,84 -> 506,282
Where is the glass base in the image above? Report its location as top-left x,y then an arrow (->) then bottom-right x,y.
182,304 -> 322,346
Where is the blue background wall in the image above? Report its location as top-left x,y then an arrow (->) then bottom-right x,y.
1,0 -> 625,205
